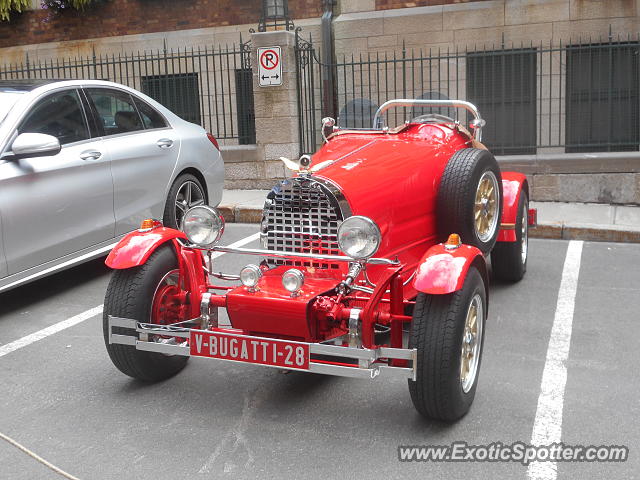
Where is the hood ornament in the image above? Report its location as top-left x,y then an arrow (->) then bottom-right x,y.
280,154 -> 333,174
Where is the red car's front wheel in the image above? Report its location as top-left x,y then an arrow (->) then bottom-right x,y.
103,245 -> 189,382
408,266 -> 487,421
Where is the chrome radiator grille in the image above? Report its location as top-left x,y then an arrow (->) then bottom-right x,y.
261,177 -> 346,269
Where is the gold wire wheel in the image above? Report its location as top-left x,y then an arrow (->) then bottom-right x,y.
460,293 -> 483,393
474,171 -> 499,242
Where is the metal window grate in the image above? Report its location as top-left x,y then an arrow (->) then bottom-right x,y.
467,49 -> 537,155
142,73 -> 201,125
566,42 -> 640,153
235,68 -> 256,145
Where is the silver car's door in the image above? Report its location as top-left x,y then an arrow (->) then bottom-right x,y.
0,88 -> 114,274
84,88 -> 179,235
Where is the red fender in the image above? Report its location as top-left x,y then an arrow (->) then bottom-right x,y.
497,171 -> 529,242
105,227 -> 187,269
413,243 -> 487,295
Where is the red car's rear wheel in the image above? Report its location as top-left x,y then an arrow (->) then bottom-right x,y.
491,191 -> 529,282
103,245 -> 189,382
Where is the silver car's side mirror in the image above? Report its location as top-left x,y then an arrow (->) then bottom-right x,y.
11,133 -> 61,160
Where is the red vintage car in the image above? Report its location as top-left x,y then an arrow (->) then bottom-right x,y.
103,100 -> 534,421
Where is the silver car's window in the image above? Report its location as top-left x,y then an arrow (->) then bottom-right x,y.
86,88 -> 144,136
18,89 -> 90,145
0,91 -> 25,124
133,97 -> 168,129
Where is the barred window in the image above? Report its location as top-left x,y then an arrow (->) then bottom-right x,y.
566,43 -> 640,153
142,73 -> 201,125
467,49 -> 537,155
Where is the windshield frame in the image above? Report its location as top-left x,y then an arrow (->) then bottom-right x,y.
0,90 -> 27,125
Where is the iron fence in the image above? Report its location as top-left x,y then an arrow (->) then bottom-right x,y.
296,32 -> 640,156
0,36 -> 256,145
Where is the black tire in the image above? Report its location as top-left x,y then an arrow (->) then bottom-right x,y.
491,191 -> 528,282
408,267 -> 487,421
437,148 -> 502,254
163,173 -> 207,229
103,245 -> 189,382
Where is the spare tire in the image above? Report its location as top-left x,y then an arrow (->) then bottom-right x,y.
437,148 -> 502,254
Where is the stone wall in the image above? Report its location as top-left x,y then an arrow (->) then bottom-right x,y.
0,0 -> 322,49
334,0 -> 638,55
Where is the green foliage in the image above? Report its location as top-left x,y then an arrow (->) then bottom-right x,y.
0,0 -> 31,21
68,0 -> 95,8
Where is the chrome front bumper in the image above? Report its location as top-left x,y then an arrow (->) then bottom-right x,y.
108,316 -> 417,380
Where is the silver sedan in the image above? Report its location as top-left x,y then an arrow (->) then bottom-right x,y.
0,79 -> 224,292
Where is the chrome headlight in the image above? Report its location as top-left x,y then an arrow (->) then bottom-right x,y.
282,269 -> 304,295
240,264 -> 262,289
337,216 -> 381,260
182,206 -> 224,247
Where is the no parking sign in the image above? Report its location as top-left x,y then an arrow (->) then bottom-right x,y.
258,46 -> 282,87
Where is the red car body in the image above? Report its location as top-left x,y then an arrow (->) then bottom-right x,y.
106,122 -> 528,342
104,100 -> 535,419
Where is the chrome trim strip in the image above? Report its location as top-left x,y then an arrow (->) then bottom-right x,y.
206,245 -> 399,265
378,365 -> 416,381
0,241 -> 119,293
110,334 -> 137,346
373,99 -> 484,141
378,346 -> 415,360
309,343 -> 373,360
309,362 -> 380,379
109,316 -> 137,329
136,341 -> 187,355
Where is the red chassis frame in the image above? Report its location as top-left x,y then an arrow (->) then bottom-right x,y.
105,180 -> 533,380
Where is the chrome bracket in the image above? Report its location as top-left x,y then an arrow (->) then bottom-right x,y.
200,293 -> 215,329
348,308 -> 362,349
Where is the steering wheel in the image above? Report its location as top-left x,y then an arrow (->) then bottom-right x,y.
410,113 -> 456,124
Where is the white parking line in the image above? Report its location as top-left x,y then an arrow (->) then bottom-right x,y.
211,232 -> 260,259
0,305 -> 104,358
0,231 -> 259,358
527,240 -> 584,480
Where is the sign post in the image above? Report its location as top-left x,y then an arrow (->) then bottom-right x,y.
257,46 -> 283,87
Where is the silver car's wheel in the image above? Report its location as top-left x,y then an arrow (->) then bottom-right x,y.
163,174 -> 206,229
175,181 -> 205,227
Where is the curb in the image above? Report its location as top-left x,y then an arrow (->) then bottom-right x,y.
529,222 -> 640,243
219,204 -> 640,244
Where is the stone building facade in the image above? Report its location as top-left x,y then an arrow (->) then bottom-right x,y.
1,0 -> 639,203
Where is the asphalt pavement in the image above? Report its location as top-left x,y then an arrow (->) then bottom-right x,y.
0,224 -> 638,480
